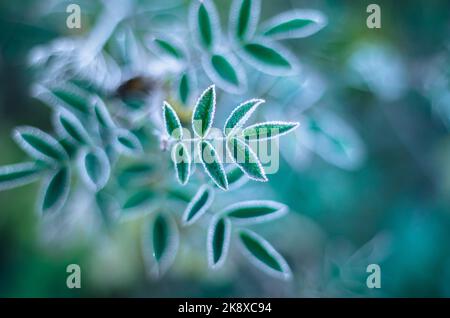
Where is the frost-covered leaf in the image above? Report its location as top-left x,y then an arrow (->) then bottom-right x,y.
171,142 -> 191,185
261,9 -> 327,40
224,165 -> 248,190
192,85 -> 216,138
238,229 -> 292,280
182,184 -> 214,225
40,166 -> 71,215
227,137 -> 267,182
190,0 -> 220,51
13,126 -> 68,164
224,99 -> 264,136
152,37 -> 185,60
163,101 -> 183,140
223,200 -> 287,225
177,70 -> 196,105
122,189 -> 155,211
114,129 -> 143,155
0,162 -> 46,191
202,52 -> 247,94
199,140 -> 228,190
242,121 -> 299,140
239,40 -> 298,75
207,216 -> 231,269
142,213 -> 179,278
93,97 -> 115,129
79,147 -> 111,191
53,109 -> 90,145
229,0 -> 260,41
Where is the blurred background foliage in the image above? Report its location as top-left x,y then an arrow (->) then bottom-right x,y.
0,0 -> 450,297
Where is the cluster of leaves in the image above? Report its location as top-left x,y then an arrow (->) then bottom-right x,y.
0,0 -> 327,281
163,84 -> 298,189
0,83 -> 296,280
151,0 -> 327,99
146,185 -> 292,279
0,89 -> 141,214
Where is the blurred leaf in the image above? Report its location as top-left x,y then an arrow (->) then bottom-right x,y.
122,189 -> 155,211
114,129 -> 143,156
261,10 -> 327,40
202,53 -> 247,94
177,70 -> 196,105
117,162 -> 155,188
0,162 -> 46,191
224,200 -> 287,225
79,147 -> 111,191
142,213 -> 179,278
207,216 -> 231,269
238,229 -> 291,280
153,37 -> 185,60
93,97 -> 115,129
182,184 -> 214,225
40,166 -> 71,215
191,0 -> 220,51
240,40 -> 297,75
13,126 -> 68,164
229,0 -> 260,41
53,108 -> 91,145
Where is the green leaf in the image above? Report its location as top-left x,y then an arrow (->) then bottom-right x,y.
192,85 -> 216,138
13,126 -> 68,164
230,0 -> 260,41
142,213 -> 179,278
79,147 -> 111,191
0,162 -> 46,191
227,137 -> 267,182
207,216 -> 231,269
202,53 -> 247,94
199,140 -> 228,190
163,101 -> 183,140
182,184 -> 214,225
223,200 -> 287,224
117,162 -> 155,188
54,109 -> 90,145
191,0 -> 219,51
177,70 -> 196,105
153,37 -> 185,60
114,129 -> 143,155
122,189 -> 155,212
171,142 -> 191,185
261,10 -> 327,40
93,97 -> 115,129
223,99 -> 264,136
238,229 -> 292,280
50,85 -> 91,115
240,40 -> 297,75
242,121 -> 299,140
40,166 -> 71,215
